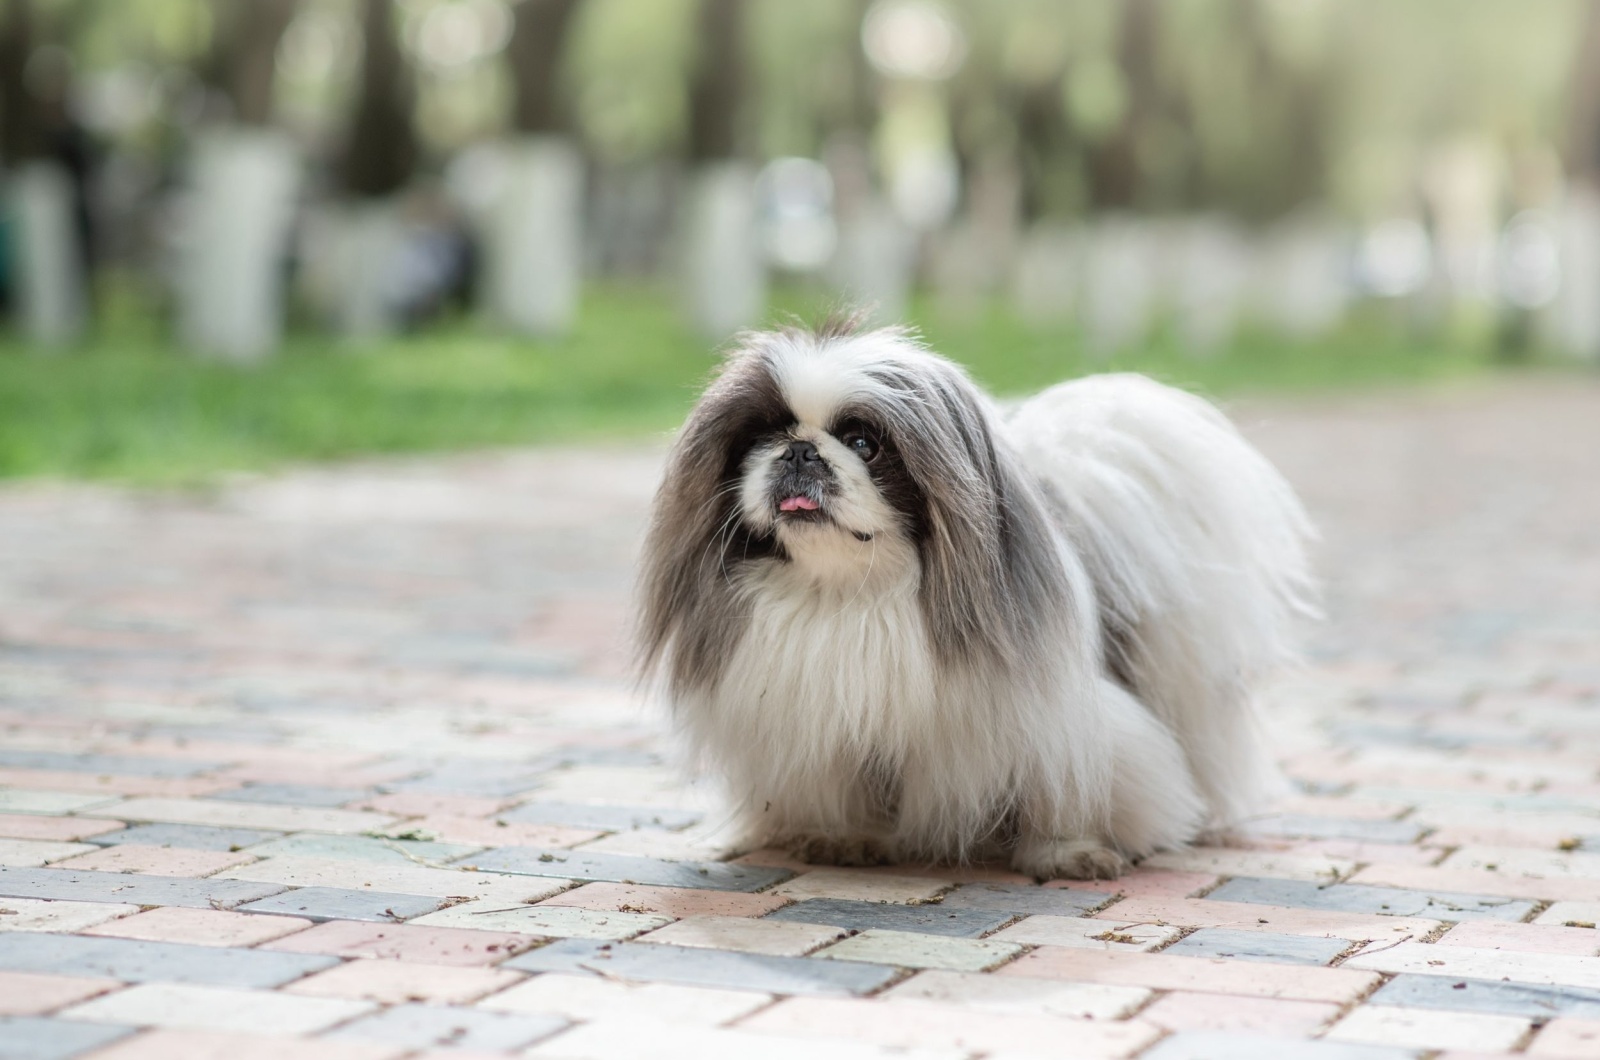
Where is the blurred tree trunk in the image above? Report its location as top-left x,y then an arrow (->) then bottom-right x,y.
1,0 -> 87,346
483,0 -> 587,336
1567,0 -> 1600,186
509,0 -> 583,134
1013,74 -> 1075,221
1239,0 -> 1328,217
1086,0 -> 1159,211
681,0 -> 763,337
1549,0 -> 1600,360
0,0 -> 44,164
208,0 -> 299,125
687,0 -> 747,163
343,0 -> 416,198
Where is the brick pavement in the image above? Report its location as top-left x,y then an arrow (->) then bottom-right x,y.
0,378 -> 1597,1059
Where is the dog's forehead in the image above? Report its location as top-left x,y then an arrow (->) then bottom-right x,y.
767,334 -> 894,428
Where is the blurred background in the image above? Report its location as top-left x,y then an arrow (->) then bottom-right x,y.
1,0 -> 1598,482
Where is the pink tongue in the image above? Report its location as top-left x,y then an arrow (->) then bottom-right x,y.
779,495 -> 819,512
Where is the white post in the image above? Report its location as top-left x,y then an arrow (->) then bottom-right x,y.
1256,216 -> 1350,340
1171,216 -> 1251,355
7,160 -> 86,348
483,136 -> 584,337
1082,215 -> 1154,354
682,161 -> 765,341
178,127 -> 300,363
1545,186 -> 1600,360
830,198 -> 917,325
333,196 -> 408,340
1011,221 -> 1081,328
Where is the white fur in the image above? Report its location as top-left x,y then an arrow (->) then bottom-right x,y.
1006,374 -> 1317,825
650,331 -> 1314,878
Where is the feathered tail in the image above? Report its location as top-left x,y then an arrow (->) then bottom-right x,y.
1007,373 -> 1318,826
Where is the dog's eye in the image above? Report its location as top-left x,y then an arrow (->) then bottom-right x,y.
841,429 -> 879,463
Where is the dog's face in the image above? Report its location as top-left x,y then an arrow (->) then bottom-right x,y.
733,401 -> 918,553
638,319 -> 1075,691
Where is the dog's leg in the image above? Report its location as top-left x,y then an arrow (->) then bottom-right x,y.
786,833 -> 895,866
1012,682 -> 1208,881
1011,834 -> 1127,881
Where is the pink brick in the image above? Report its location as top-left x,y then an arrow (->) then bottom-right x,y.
55,844 -> 258,878
1137,991 -> 1341,1035
885,864 -> 1032,884
1529,1018 -> 1600,1058
1095,896 -> 1442,940
283,958 -> 523,1004
261,920 -> 540,966
355,793 -> 513,819
0,814 -> 124,842
1278,839 -> 1443,866
84,908 -> 313,948
0,970 -> 120,1015
538,882 -> 791,918
1270,794 -> 1414,820
82,1029 -> 405,1060
0,768 -> 233,798
1439,920 -> 1600,957
998,947 -> 1381,1003
154,744 -> 380,769
1353,863 -> 1600,903
1050,869 -> 1218,901
379,815 -> 600,849
737,996 -> 1161,1057
1427,824 -> 1587,849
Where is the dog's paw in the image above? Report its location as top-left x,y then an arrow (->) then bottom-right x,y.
1012,838 -> 1127,881
787,834 -> 895,867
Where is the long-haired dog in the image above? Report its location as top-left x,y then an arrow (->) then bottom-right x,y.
637,317 -> 1314,879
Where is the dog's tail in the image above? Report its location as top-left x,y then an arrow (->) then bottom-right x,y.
1007,373 -> 1318,827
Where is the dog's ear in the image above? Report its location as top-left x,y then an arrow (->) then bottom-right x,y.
879,361 -> 1075,671
636,350 -> 787,693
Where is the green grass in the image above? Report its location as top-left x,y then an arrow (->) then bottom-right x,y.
0,284 -> 1516,484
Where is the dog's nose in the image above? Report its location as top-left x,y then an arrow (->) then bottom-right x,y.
780,440 -> 821,464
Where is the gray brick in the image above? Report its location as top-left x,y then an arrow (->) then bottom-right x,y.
0,932 -> 338,988
940,882 -> 1114,917
0,749 -> 218,779
213,784 -> 367,808
501,940 -> 899,996
88,823 -> 280,852
765,898 -> 1013,938
499,938 -> 616,974
325,1003 -> 566,1051
0,1017 -> 135,1060
544,747 -> 663,769
384,762 -> 549,798
1356,787 -> 1600,818
0,866 -> 285,910
1142,1030 -> 1419,1060
495,801 -> 701,832
237,886 -> 447,923
1235,814 -> 1428,845
1329,722 -> 1543,753
245,833 -> 481,865
1371,973 -> 1600,1020
461,848 -> 790,893
1161,927 -> 1350,965
1204,877 -> 1534,922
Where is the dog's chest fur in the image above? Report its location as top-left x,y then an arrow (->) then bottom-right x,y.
717,556 -> 939,755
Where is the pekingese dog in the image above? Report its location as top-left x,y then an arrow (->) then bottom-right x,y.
637,315 -> 1315,880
